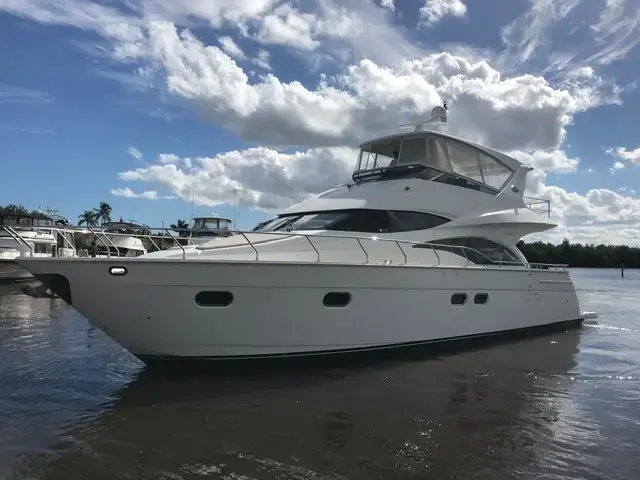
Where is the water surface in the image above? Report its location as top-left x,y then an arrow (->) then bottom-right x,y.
0,269 -> 639,479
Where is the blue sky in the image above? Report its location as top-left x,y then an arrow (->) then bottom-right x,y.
1,0 -> 639,243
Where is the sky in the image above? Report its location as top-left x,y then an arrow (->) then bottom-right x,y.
1,0 -> 639,245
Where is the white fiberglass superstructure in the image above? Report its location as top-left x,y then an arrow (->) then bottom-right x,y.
16,106 -> 590,362
187,215 -> 234,246
0,212 -> 76,281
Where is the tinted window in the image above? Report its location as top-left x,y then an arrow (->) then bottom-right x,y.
387,211 -> 449,232
433,173 -> 497,194
331,210 -> 389,233
415,237 -> 522,265
398,137 -> 427,165
253,209 -> 450,234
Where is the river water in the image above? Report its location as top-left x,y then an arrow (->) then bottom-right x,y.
0,269 -> 638,479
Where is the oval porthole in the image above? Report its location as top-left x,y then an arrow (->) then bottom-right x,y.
474,293 -> 489,305
323,292 -> 351,308
195,291 -> 233,307
109,266 -> 127,276
451,293 -> 467,306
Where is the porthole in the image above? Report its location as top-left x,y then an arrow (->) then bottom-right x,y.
109,266 -> 127,276
195,291 -> 233,307
474,293 -> 489,305
323,292 -> 351,307
451,293 -> 467,306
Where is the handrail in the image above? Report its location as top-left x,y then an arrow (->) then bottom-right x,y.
163,228 -> 186,259
305,235 -> 320,262
86,227 -> 115,258
100,230 -> 122,257
1,225 -> 570,271
57,229 -> 77,256
1,226 -> 34,256
523,196 -> 551,218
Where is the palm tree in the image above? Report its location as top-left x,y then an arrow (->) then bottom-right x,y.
93,202 -> 112,226
0,204 -> 29,215
169,219 -> 190,237
77,210 -> 98,227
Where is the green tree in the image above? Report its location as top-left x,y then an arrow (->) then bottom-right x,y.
77,210 -> 98,227
0,204 -> 29,215
93,201 -> 112,225
169,219 -> 190,237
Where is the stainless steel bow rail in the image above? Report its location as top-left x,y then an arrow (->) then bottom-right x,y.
0,225 -> 568,271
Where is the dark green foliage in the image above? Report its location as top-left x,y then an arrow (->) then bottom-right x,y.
517,238 -> 640,268
0,203 -> 50,220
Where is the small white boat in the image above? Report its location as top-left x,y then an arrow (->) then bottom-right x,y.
187,214 -> 234,246
73,221 -> 148,258
0,212 -> 75,282
15,105 -> 591,363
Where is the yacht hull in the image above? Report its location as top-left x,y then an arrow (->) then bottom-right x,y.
17,258 -> 583,361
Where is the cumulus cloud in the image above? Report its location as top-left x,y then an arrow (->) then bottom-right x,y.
420,0 -> 467,26
379,0 -> 395,12
606,146 -> 640,165
117,147 -> 355,210
104,21 -> 620,154
218,35 -> 246,60
610,161 -> 625,175
2,0 -> 639,244
510,149 -> 579,174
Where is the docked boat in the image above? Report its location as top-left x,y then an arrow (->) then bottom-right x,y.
187,214 -> 234,246
72,221 -> 148,258
15,106 -> 590,362
0,212 -> 75,281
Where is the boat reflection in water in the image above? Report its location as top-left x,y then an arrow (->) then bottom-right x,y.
10,327 -> 586,479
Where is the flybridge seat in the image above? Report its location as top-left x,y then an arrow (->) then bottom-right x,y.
353,130 -> 520,195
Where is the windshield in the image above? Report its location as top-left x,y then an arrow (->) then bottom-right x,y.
193,218 -> 231,230
0,215 -> 53,227
356,150 -> 397,171
252,212 -> 350,232
354,134 -> 514,191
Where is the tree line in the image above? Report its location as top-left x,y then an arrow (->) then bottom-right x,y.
0,203 -> 189,236
517,239 -> 640,268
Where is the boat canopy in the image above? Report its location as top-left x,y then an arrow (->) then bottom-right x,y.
192,216 -> 232,231
0,214 -> 55,227
354,131 -> 517,192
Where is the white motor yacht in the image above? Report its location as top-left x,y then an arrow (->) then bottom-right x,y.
15,106 -> 591,362
75,221 -> 148,258
187,214 -> 234,246
0,212 -> 76,281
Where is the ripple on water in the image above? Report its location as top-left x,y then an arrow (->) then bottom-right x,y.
1,270 -> 640,479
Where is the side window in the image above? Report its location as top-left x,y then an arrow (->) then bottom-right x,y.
447,139 -> 484,183
468,238 -> 520,264
331,210 -> 390,233
398,137 -> 427,165
478,152 -> 512,190
413,237 -> 522,265
387,211 -> 450,232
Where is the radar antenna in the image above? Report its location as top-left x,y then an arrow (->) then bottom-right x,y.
400,101 -> 448,132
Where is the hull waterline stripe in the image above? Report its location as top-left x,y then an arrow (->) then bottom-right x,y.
137,317 -> 584,363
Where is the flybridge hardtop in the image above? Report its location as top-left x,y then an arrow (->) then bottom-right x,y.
277,106 -> 540,238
